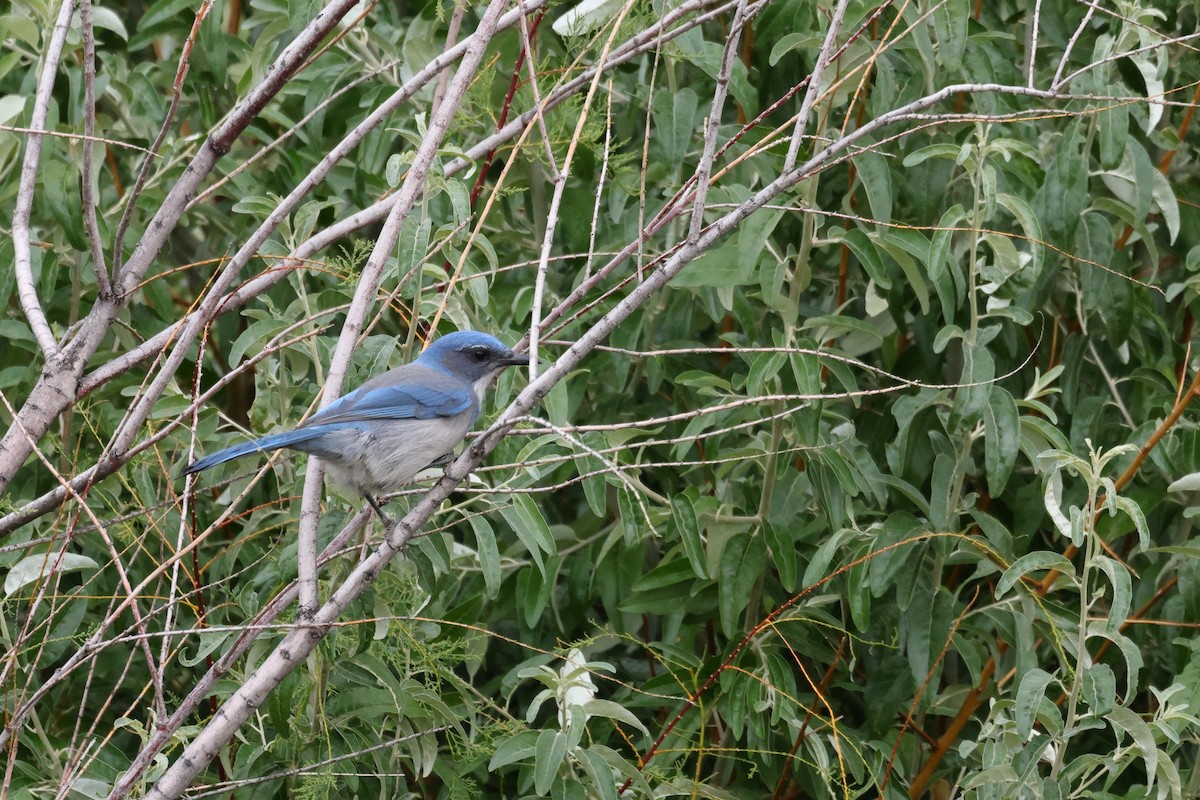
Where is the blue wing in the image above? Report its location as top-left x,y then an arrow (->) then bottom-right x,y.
303,365 -> 473,427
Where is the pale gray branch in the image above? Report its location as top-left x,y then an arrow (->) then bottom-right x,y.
687,0 -> 749,243
783,0 -> 851,172
78,0 -> 111,300
291,0 -> 516,625
1052,0 -> 1097,90
13,0 -> 76,359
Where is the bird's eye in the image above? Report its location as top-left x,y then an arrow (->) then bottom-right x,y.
470,347 -> 489,363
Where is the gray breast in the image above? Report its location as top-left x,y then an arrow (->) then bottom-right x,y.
322,413 -> 476,496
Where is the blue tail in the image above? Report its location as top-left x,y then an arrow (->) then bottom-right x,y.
182,427 -> 335,476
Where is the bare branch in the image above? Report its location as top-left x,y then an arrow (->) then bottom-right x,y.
13,0 -> 76,359
0,125 -> 159,154
687,0 -> 750,243
110,0 -> 215,275
1028,0 -> 1043,88
78,0 -> 111,300
529,0 -> 640,378
290,0 -> 518,627
783,0 -> 852,172
1052,0 -> 1097,90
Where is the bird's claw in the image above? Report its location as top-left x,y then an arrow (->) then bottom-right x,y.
425,452 -> 455,470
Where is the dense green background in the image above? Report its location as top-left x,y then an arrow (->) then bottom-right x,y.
3,0 -> 1200,797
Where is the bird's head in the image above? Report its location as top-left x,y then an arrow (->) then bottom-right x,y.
417,331 -> 528,381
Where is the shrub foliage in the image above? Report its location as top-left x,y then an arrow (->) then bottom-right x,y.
2,0 -> 1200,798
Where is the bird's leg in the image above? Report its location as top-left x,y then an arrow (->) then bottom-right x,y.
424,452 -> 455,470
363,493 -> 394,526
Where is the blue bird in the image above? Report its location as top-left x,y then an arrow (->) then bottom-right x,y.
183,331 -> 527,519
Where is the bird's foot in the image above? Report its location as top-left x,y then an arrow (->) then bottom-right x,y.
363,494 -> 395,527
424,452 -> 456,470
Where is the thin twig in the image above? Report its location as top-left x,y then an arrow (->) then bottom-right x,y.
111,0 -> 215,274
783,0 -> 852,172
688,0 -> 749,243
78,0 -> 111,300
1027,0 -> 1043,87
0,125 -> 159,154
528,0 -> 640,377
1052,0 -> 1098,90
584,79 -> 615,279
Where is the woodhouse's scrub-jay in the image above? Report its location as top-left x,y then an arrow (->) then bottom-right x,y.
183,331 -> 527,518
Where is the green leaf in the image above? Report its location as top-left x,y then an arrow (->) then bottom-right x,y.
1091,555 -> 1131,631
763,521 -> 798,592
1106,706 -> 1158,790
534,729 -> 568,795
670,243 -> 748,288
1167,472 -> 1200,492
582,699 -> 650,736
468,515 -> 502,598
500,494 -> 556,576
228,317 -> 287,367
905,584 -> 934,684
933,0 -> 969,69
878,229 -> 931,313
768,32 -> 812,66
488,730 -> 539,770
652,87 -> 699,166
1081,663 -> 1116,715
928,452 -> 956,532
996,193 -> 1043,293
517,555 -> 559,628
1014,668 -> 1055,738
838,229 -> 890,289
136,0 -> 200,33
903,144 -> 963,167
1093,629 -> 1143,697
0,95 -> 25,126
736,207 -> 785,285
718,532 -> 765,637
631,555 -> 696,592
996,551 -> 1075,598
1097,100 -> 1129,169
1112,495 -> 1149,551
578,747 -> 621,800
983,387 -> 1020,495
5,553 -> 99,596
617,488 -> 642,544
1020,416 -> 1072,461
395,213 -> 432,275
853,147 -> 892,225
1033,122 -> 1088,244
672,493 -> 707,579
1043,470 -> 1074,543
802,528 -> 854,589
951,342 -> 994,426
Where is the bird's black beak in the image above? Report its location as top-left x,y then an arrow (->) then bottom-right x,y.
501,351 -> 535,367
